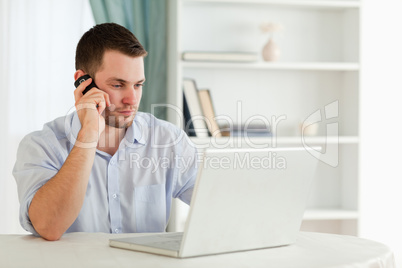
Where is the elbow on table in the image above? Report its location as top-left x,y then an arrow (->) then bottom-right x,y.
40,231 -> 63,241
29,212 -> 66,241
33,223 -> 64,241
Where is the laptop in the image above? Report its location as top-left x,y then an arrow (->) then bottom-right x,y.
109,147 -> 320,258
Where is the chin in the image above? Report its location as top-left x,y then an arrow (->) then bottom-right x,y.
105,114 -> 136,129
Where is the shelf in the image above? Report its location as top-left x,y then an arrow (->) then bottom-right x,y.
182,61 -> 360,71
294,136 -> 359,144
190,136 -> 359,147
303,209 -> 359,220
183,0 -> 360,9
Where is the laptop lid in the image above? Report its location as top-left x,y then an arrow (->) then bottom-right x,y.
179,147 -> 319,258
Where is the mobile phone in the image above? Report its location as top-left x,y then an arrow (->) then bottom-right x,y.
74,74 -> 97,95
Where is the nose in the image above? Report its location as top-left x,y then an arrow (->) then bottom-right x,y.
122,87 -> 139,106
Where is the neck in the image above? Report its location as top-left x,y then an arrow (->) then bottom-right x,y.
97,125 -> 126,156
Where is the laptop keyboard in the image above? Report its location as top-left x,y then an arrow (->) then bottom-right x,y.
140,232 -> 183,251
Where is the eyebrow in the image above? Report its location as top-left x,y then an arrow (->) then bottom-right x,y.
106,77 -> 146,84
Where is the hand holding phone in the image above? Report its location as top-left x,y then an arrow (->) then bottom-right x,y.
74,74 -> 98,95
73,74 -> 110,137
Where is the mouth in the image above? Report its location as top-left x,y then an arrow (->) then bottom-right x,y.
117,110 -> 135,117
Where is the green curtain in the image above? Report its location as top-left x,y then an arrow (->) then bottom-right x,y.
89,0 -> 167,120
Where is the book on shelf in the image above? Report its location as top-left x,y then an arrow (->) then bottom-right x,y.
183,78 -> 271,139
183,92 -> 196,137
220,124 -> 272,137
182,79 -> 209,138
182,51 -> 258,62
198,89 -> 222,138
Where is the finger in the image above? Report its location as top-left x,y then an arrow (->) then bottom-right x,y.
74,78 -> 93,101
92,91 -> 109,110
103,92 -> 111,107
75,90 -> 103,111
97,99 -> 107,115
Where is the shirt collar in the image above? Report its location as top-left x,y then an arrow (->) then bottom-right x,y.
125,114 -> 147,145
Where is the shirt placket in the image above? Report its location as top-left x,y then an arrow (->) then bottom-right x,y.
108,154 -> 122,233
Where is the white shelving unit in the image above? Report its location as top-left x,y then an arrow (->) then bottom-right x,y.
167,0 -> 360,236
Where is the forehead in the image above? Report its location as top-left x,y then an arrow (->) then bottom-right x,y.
97,50 -> 145,81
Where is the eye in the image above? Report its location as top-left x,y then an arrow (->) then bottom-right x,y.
112,84 -> 122,89
135,84 -> 144,89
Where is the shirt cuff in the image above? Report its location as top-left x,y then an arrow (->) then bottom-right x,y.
19,195 -> 40,237
178,187 -> 194,205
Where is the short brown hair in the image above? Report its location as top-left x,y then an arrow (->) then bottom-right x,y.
75,23 -> 148,77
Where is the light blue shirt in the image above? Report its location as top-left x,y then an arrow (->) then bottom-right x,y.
13,112 -> 198,236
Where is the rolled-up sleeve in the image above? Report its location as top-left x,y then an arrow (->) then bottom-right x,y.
13,131 -> 65,235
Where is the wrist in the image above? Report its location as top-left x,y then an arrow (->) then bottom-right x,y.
75,128 -> 99,149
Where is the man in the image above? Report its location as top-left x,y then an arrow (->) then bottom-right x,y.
13,23 -> 198,241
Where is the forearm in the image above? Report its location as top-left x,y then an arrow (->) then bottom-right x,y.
28,130 -> 98,241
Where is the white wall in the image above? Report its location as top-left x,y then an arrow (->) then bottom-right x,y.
0,0 -> 94,234
360,0 -> 402,266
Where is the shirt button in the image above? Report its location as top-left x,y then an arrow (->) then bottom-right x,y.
115,229 -> 119,233
110,160 -> 115,165
112,193 -> 117,199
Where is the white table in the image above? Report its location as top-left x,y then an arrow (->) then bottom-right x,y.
0,232 -> 396,268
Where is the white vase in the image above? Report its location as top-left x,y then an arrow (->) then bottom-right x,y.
262,37 -> 280,61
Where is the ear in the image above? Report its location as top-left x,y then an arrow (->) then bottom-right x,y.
74,70 -> 86,81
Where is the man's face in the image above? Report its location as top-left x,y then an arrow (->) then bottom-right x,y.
94,50 -> 145,129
